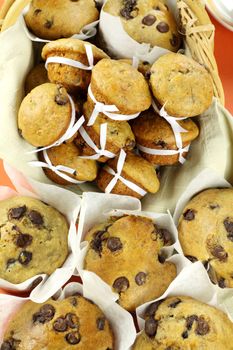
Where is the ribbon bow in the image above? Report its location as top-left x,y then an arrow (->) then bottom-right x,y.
79,123 -> 115,160
29,150 -> 85,184
104,149 -> 147,197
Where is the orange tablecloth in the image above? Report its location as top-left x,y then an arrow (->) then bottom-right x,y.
0,3 -> 232,189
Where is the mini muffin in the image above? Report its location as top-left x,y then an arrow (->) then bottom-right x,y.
178,188 -> 233,289
131,108 -> 199,165
1,295 -> 114,350
103,0 -> 181,52
0,196 -> 68,284
75,101 -> 135,163
18,83 -> 72,147
89,59 -> 152,116
25,63 -> 49,95
96,151 -> 160,199
42,39 -> 109,93
84,215 -> 176,311
150,53 -> 214,117
24,0 -> 99,40
39,142 -> 98,186
133,296 -> 233,349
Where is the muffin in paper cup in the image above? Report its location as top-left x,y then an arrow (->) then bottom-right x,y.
75,192 -> 189,313
0,162 -> 81,303
0,281 -> 136,350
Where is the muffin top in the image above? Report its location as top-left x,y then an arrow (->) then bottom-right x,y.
24,0 -> 99,40
1,295 -> 114,350
133,295 -> 233,349
0,196 -> 68,284
178,188 -> 233,289
150,53 -> 213,117
84,215 -> 176,311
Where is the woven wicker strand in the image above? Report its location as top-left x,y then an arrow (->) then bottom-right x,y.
178,0 -> 225,105
1,0 -> 30,32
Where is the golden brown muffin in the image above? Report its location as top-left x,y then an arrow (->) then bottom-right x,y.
18,83 -> 72,147
42,39 -> 109,93
39,143 -> 98,186
150,53 -> 214,117
178,188 -> 233,289
1,295 -> 114,350
84,215 -> 176,312
96,151 -> 160,199
89,59 -> 152,115
131,108 -> 199,165
24,63 -> 49,95
103,0 -> 181,52
24,0 -> 99,40
0,196 -> 68,284
133,296 -> 233,349
74,101 -> 135,163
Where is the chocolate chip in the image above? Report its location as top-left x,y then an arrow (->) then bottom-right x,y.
96,317 -> 105,331
135,272 -> 147,286
185,255 -> 198,263
145,300 -> 164,317
65,332 -> 81,345
113,277 -> 129,292
209,204 -> 220,210
6,259 -> 16,269
195,317 -> 210,336
0,339 -> 15,350
182,330 -> 188,339
186,315 -> 198,330
183,209 -> 196,221
218,277 -> 226,289
155,140 -> 167,149
158,253 -> 166,264
18,251 -> 32,265
53,317 -> 68,332
55,93 -> 69,106
120,0 -> 138,20
65,313 -> 79,329
33,304 -> 55,324
170,34 -> 179,47
8,206 -> 26,220
142,15 -> 156,26
34,9 -> 42,15
145,318 -> 158,337
70,297 -> 78,307
156,22 -> 169,33
107,237 -> 123,252
28,210 -> 44,226
224,218 -> 233,241
169,298 -> 181,308
44,18 -> 53,29
15,233 -> 33,248
157,228 -> 172,245
90,230 -> 107,255
210,245 -> 228,262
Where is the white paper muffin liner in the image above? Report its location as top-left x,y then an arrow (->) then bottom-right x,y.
0,281 -> 136,350
0,162 -> 81,303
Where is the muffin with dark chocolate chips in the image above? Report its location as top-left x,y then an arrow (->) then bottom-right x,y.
178,188 -> 233,289
133,296 -> 233,349
1,295 -> 114,350
0,196 -> 68,283
84,215 -> 176,311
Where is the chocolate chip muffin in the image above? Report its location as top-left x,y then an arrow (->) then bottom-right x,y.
178,188 -> 233,289
96,151 -> 160,199
103,0 -> 181,52
0,196 -> 68,284
133,296 -> 233,349
42,39 -> 109,93
24,0 -> 99,40
25,64 -> 49,95
1,295 -> 114,350
150,53 -> 214,117
131,108 -> 199,165
18,83 -> 72,147
89,59 -> 152,116
84,215 -> 176,312
74,101 -> 135,163
39,142 -> 98,185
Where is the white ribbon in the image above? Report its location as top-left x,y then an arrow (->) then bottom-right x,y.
45,44 -> 94,71
87,85 -> 140,126
79,123 -> 116,160
132,56 -> 140,69
138,144 -> 190,164
152,101 -> 190,164
104,149 -> 147,197
28,150 -> 85,185
27,96 -> 85,154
